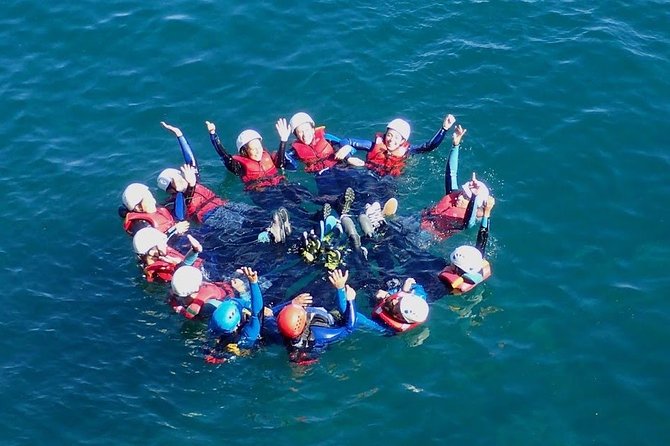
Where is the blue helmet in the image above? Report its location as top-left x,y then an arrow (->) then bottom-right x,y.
212,301 -> 241,333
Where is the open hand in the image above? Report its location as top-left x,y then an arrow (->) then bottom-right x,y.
328,269 -> 349,289
174,221 -> 190,235
275,118 -> 291,142
239,266 -> 258,283
291,293 -> 313,307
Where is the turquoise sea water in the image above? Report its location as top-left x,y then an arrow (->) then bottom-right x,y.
2,0 -> 669,444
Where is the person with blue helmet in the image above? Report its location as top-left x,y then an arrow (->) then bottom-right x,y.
269,269 -> 358,365
204,266 -> 265,363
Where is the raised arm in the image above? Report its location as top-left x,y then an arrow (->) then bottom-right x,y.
476,197 -> 494,256
161,121 -> 198,169
444,125 -> 467,194
206,121 -> 243,175
410,114 -> 455,154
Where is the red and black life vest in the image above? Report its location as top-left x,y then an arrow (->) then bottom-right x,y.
420,191 -> 467,240
438,261 -> 492,295
169,281 -> 235,319
142,246 -> 204,283
232,152 -> 285,190
365,133 -> 410,177
371,292 -> 421,333
291,127 -> 338,173
123,207 -> 174,235
186,184 -> 227,223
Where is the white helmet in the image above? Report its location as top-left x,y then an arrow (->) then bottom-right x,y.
386,118 -> 411,140
171,265 -> 203,297
236,129 -> 263,152
122,183 -> 150,210
289,112 -> 315,133
450,245 -> 484,274
461,180 -> 490,203
157,168 -> 182,191
132,227 -> 168,255
398,293 -> 429,323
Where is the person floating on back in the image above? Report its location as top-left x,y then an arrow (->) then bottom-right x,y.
335,114 -> 456,177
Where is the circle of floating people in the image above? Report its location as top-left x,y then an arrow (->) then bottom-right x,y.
119,113 -> 496,364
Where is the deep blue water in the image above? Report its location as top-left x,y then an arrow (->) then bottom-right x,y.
1,1 -> 669,444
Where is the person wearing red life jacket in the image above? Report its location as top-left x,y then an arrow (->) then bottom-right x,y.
335,114 -> 456,178
207,120 -> 287,191
438,197 -> 495,294
159,121 -> 228,224
169,265 -> 237,320
420,125 -> 492,239
283,112 -> 365,173
158,122 -> 290,244
119,182 -> 189,237
132,227 -> 203,283
369,277 -> 430,333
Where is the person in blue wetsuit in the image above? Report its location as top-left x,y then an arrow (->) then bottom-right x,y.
270,269 -> 358,365
335,114 -> 456,178
203,266 -> 265,363
311,114 -> 457,221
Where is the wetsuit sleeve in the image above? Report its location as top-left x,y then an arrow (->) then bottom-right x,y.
444,144 -> 460,194
343,298 -> 356,330
336,287 -> 347,313
283,146 -> 299,171
409,127 -> 447,154
475,216 -> 490,257
210,132 -> 243,175
342,137 -> 373,152
239,282 -> 263,347
177,135 -> 198,170
461,196 -> 478,229
274,141 -> 287,169
174,191 -> 186,221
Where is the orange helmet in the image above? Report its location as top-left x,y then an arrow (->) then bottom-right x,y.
277,304 -> 307,339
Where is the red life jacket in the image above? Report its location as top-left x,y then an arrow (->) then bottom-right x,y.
186,184 -> 227,223
365,133 -> 410,177
371,292 -> 422,333
420,191 -> 467,240
123,207 -> 174,234
291,127 -> 338,173
169,281 -> 235,319
142,246 -> 204,283
438,261 -> 492,295
232,152 -> 285,190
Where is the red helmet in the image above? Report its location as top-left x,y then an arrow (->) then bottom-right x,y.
277,304 -> 307,339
